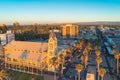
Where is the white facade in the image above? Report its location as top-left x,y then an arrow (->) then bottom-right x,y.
0,31 -> 15,45
0,34 -> 7,45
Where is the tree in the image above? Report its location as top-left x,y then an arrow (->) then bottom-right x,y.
59,53 -> 64,75
82,38 -> 85,42
94,40 -> 99,46
77,40 -> 81,44
80,55 -> 85,65
96,57 -> 102,80
50,57 -> 58,80
75,64 -> 83,80
82,48 -> 89,69
99,68 -> 106,80
89,38 -> 93,43
83,48 -> 88,56
87,42 -> 92,47
113,51 -> 120,75
95,45 -> 99,50
80,55 -> 88,69
13,22 -> 19,34
87,46 -> 92,51
95,49 -> 101,57
0,24 -> 7,33
0,70 -> 8,80
44,24 -> 50,34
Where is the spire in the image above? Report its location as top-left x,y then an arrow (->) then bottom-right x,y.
49,30 -> 56,39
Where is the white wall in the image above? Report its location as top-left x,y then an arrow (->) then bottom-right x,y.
0,31 -> 15,45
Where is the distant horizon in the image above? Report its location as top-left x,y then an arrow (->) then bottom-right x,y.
1,21 -> 120,25
1,20 -> 120,25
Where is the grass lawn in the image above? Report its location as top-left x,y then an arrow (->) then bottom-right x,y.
7,70 -> 42,80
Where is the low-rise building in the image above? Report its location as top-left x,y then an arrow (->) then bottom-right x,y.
0,30 -> 15,45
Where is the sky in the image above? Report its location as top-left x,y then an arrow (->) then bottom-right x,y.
0,0 -> 120,25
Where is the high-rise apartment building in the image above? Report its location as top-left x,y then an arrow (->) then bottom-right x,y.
61,24 -> 78,38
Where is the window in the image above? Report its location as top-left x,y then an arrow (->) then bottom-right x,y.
5,49 -> 7,51
49,45 -> 53,49
66,26 -> 70,35
33,63 -> 35,66
7,57 -> 11,61
13,59 -> 18,62
32,51 -> 34,53
48,51 -> 53,56
49,39 -> 53,42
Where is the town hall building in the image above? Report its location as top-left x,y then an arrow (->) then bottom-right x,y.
3,31 -> 59,74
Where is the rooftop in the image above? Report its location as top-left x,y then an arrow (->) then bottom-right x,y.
6,51 -> 47,61
4,40 -> 48,52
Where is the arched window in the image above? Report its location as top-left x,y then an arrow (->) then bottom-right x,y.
32,51 -> 34,53
5,49 -> 7,51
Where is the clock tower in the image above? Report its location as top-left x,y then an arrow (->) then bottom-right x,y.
48,30 -> 57,58
47,30 -> 57,71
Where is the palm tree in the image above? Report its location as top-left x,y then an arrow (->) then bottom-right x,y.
87,42 -> 92,47
95,49 -> 101,57
87,46 -> 92,51
80,55 -> 88,69
79,40 -> 84,47
80,55 -> 85,65
84,55 -> 88,69
99,68 -> 106,80
86,43 -> 92,55
63,50 -> 66,57
75,64 -> 83,80
114,52 -> 120,75
95,45 -> 99,50
83,49 -> 88,56
59,53 -> 64,75
83,48 -> 89,68
77,40 -> 81,44
50,57 -> 58,80
96,57 -> 102,80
